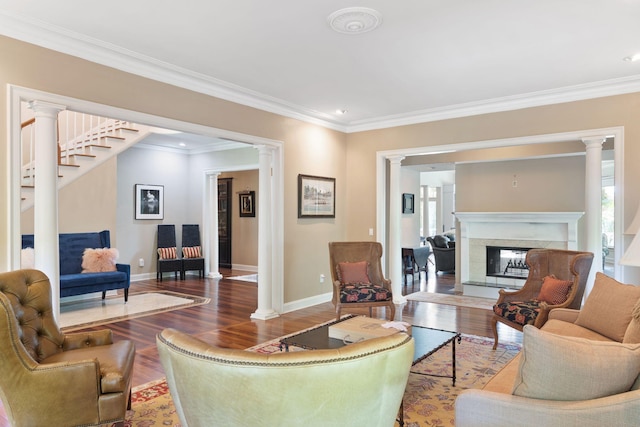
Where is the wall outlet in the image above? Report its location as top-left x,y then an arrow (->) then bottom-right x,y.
138,258 -> 144,267
368,228 -> 374,236
319,274 -> 325,283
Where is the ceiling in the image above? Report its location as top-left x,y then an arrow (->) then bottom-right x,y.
2,1 -> 640,136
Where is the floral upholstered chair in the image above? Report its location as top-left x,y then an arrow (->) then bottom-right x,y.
328,241 -> 395,321
491,248 -> 594,349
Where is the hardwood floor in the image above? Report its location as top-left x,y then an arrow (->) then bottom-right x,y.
0,267 -> 522,426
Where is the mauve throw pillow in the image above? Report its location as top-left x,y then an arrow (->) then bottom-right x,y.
338,261 -> 371,285
82,248 -> 118,273
537,275 -> 572,305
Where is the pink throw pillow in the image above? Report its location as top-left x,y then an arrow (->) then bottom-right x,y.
82,248 -> 119,273
537,275 -> 572,305
338,261 -> 371,285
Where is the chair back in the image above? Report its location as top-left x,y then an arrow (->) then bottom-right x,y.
0,269 -> 64,364
158,224 -> 177,249
182,224 -> 202,247
525,249 -> 594,309
328,241 -> 387,285
157,327 -> 414,427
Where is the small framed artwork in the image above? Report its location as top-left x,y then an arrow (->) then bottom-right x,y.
239,191 -> 255,217
298,174 -> 336,218
402,193 -> 414,214
135,184 -> 164,220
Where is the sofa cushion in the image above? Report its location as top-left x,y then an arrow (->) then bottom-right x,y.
81,248 -> 118,273
542,319 -> 612,341
537,275 -> 572,305
337,261 -> 371,285
512,325 -> 640,401
623,301 -> 640,344
61,271 -> 128,289
575,272 -> 640,342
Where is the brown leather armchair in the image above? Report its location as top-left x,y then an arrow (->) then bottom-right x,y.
0,269 -> 135,427
328,241 -> 395,321
491,249 -> 594,349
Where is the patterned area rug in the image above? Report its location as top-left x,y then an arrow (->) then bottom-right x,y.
121,331 -> 520,426
405,292 -> 496,311
60,291 -> 210,332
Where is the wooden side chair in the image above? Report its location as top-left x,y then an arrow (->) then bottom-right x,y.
491,248 -> 594,349
328,241 -> 396,321
157,224 -> 182,281
182,224 -> 205,278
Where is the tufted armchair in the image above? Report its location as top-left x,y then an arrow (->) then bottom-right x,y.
0,269 -> 135,427
157,328 -> 414,427
491,249 -> 594,349
328,241 -> 396,321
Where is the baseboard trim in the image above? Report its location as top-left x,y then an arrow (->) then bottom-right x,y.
282,291 -> 332,314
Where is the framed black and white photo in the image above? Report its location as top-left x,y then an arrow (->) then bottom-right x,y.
402,193 -> 414,214
239,191 -> 255,217
135,184 -> 164,220
298,174 -> 336,218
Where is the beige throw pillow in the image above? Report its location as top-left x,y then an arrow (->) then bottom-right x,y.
512,325 -> 640,401
575,272 -> 640,342
81,248 -> 119,273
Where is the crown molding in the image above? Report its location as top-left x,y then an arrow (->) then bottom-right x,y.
3,9 -> 640,135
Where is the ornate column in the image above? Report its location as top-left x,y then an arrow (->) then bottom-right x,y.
421,185 -> 429,242
28,100 -> 65,322
387,155 -> 406,309
206,173 -> 222,278
583,136 -> 605,297
251,145 -> 279,320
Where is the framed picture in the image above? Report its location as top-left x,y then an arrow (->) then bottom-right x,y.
239,191 -> 255,217
135,184 -> 164,220
402,193 -> 414,214
298,174 -> 336,218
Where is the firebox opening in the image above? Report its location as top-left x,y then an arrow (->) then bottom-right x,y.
486,246 -> 533,280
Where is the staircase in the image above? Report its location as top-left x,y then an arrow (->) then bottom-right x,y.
21,111 -> 153,212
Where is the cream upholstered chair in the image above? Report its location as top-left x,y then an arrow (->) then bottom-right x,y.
491,248 -> 594,349
0,269 -> 135,427
157,327 -> 414,427
328,241 -> 395,321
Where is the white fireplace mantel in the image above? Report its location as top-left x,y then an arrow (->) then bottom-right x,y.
455,212 -> 584,290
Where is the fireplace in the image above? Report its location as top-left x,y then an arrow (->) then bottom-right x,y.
455,212 -> 584,297
486,246 -> 533,279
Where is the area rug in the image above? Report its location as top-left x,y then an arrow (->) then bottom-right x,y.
59,291 -> 210,332
228,273 -> 258,283
121,332 -> 520,426
406,292 -> 495,311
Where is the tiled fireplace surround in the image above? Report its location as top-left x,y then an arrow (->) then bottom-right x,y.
455,212 -> 584,298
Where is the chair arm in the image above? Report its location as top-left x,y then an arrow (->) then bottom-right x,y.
63,329 -> 114,350
496,287 -> 538,305
455,389 -> 640,427
547,307 -> 581,323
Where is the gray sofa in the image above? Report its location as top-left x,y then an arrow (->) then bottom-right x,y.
22,230 -> 130,302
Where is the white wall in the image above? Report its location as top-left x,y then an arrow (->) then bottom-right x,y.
401,168 -> 421,248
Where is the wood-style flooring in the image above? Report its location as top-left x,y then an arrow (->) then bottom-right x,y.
0,267 -> 522,426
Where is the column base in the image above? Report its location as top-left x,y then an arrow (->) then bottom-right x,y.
250,309 -> 280,320
207,272 -> 223,279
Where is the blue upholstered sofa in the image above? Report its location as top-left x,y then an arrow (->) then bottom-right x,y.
22,230 -> 130,302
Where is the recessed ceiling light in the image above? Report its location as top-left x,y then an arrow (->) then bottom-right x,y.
623,53 -> 640,62
335,109 -> 348,115
328,7 -> 382,35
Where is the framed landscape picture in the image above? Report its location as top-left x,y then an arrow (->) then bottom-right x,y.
135,184 -> 164,220
298,174 -> 335,218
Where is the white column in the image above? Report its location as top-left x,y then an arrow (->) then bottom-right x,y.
28,100 -> 65,322
583,137 -> 605,297
251,145 -> 279,320
387,155 -> 406,307
421,185 -> 429,243
206,173 -> 222,278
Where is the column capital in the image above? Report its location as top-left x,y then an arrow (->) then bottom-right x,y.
28,100 -> 66,117
386,154 -> 405,164
254,144 -> 276,154
581,136 -> 606,148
